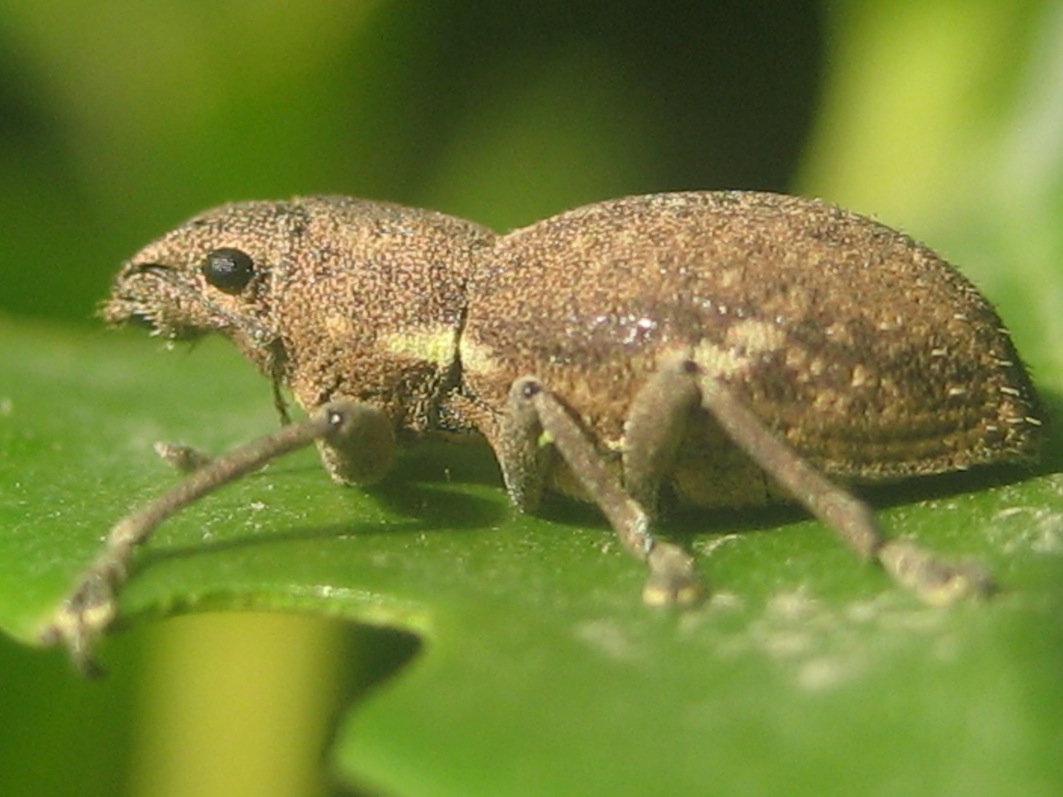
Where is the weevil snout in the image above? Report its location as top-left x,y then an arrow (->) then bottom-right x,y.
102,256 -> 274,346
100,262 -> 176,330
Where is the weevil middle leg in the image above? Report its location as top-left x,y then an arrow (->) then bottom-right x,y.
503,376 -> 704,606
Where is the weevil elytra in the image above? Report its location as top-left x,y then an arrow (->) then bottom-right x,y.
46,191 -> 1044,672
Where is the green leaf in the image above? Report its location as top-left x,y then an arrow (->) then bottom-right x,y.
2,313 -> 1062,796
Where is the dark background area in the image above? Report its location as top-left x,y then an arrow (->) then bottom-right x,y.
0,1 -> 821,322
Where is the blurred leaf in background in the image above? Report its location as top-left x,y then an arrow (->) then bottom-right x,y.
1,2 -> 1061,797
0,0 -> 820,320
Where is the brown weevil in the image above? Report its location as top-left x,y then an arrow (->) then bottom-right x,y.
45,191 -> 1045,672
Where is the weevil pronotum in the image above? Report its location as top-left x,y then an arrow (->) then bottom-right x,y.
45,191 -> 1044,672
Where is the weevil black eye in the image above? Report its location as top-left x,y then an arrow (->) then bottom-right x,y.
201,247 -> 255,294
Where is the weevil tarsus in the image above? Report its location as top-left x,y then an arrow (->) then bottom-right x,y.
877,541 -> 995,605
154,441 -> 213,473
45,399 -> 385,672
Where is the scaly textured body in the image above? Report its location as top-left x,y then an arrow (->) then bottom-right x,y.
48,190 -> 1045,671
454,192 -> 1042,507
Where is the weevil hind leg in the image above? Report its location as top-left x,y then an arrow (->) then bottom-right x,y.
501,376 -> 704,607
674,359 -> 995,604
45,399 -> 394,674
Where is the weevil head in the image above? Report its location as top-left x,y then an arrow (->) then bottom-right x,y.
104,196 -> 495,428
103,200 -> 302,346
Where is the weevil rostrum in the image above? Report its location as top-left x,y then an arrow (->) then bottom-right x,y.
45,191 -> 1045,671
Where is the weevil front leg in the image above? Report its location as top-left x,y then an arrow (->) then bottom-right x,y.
637,356 -> 995,605
503,377 -> 704,607
43,400 -> 394,674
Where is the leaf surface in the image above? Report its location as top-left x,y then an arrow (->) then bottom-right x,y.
1,318 -> 1061,796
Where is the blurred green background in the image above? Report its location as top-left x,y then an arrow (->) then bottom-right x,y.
1,1 -> 1061,796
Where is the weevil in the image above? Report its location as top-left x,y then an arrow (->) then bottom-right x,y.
45,191 -> 1045,671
